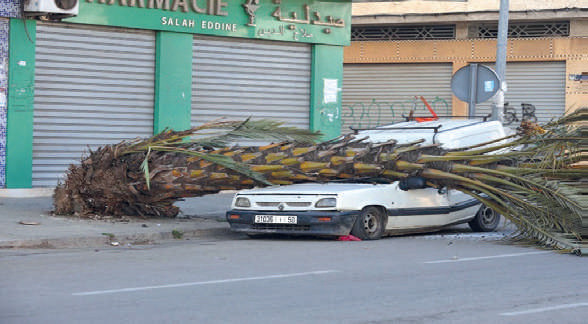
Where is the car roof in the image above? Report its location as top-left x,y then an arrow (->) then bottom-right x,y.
354,118 -> 503,147
369,118 -> 482,131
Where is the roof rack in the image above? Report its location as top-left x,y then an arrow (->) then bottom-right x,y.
349,114 -> 493,134
403,114 -> 491,122
350,125 -> 443,135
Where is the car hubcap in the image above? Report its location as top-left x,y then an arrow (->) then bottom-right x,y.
363,212 -> 378,234
480,206 -> 496,225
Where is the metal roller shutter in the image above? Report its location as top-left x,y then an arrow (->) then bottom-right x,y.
474,62 -> 566,124
342,63 -> 453,131
191,35 -> 311,131
33,23 -> 155,187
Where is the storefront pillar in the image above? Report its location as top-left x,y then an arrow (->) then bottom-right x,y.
154,31 -> 192,133
310,44 -> 343,141
6,18 -> 35,188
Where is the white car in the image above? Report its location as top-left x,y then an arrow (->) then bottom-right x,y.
226,119 -> 506,240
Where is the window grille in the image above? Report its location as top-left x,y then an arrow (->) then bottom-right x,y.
472,21 -> 569,38
351,25 -> 456,41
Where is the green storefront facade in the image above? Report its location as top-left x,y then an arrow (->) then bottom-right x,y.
5,0 -> 350,188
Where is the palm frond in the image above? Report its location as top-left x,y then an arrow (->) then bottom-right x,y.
125,118 -> 321,154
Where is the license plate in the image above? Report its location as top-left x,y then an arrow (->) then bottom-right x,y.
254,215 -> 297,224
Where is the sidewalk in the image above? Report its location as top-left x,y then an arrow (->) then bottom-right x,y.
0,190 -> 238,249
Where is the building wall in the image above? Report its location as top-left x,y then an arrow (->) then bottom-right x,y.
0,19 -> 7,188
344,36 -> 588,116
0,1 -> 21,188
352,1 -> 588,27
571,19 -> 588,37
353,0 -> 586,18
0,0 -> 20,18
2,0 -> 351,188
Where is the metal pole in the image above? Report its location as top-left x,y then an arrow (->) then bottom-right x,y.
492,0 -> 509,122
468,64 -> 478,117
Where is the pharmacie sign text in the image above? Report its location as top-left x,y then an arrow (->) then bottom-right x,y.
69,0 -> 351,46
86,0 -> 230,16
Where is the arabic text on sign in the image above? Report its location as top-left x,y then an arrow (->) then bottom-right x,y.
271,4 -> 345,28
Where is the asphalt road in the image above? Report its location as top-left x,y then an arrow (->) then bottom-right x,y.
2,232 -> 588,324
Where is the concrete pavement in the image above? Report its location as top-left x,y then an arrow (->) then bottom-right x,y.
0,190 -> 238,249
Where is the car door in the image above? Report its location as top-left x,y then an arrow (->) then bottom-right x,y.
385,185 -> 452,230
446,189 -> 480,223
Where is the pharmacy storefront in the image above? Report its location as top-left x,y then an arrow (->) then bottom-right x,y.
2,0 -> 350,188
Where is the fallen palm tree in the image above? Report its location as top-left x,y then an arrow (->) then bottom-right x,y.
54,109 -> 587,253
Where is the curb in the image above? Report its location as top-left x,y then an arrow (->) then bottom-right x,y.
0,188 -> 238,199
0,227 -> 238,249
0,188 -> 54,198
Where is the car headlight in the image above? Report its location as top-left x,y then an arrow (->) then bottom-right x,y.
315,198 -> 336,208
235,197 -> 251,207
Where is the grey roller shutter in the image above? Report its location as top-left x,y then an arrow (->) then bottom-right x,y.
33,23 -> 155,187
191,35 -> 311,131
475,62 -> 566,124
342,63 -> 453,132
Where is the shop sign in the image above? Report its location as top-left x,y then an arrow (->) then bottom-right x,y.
66,0 -> 351,46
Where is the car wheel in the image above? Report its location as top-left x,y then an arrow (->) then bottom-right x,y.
351,206 -> 385,240
468,205 -> 501,232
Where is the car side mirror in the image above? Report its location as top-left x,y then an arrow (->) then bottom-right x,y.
398,177 -> 427,191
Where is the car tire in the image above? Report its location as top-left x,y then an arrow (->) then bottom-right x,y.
351,206 -> 385,240
468,205 -> 501,232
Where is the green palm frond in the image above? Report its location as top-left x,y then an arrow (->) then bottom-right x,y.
128,119 -> 321,187
125,118 -> 321,155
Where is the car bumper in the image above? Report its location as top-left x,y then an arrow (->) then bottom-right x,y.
226,210 -> 359,236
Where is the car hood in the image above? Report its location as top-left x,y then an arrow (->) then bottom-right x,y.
236,182 -> 394,195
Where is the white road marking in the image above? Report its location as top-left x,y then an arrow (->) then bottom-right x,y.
425,251 -> 551,264
501,303 -> 588,316
73,270 -> 339,296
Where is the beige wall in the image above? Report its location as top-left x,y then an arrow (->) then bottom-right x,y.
571,19 -> 588,36
353,0 -> 588,16
352,1 -> 588,25
348,2 -> 588,114
344,37 -> 588,114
